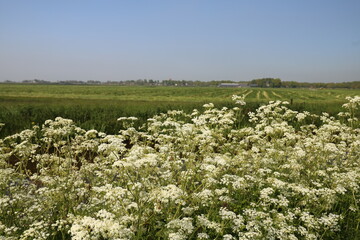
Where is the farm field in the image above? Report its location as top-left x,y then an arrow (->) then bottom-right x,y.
2,1 -> 360,238
1,83 -> 360,103
1,84 -> 360,137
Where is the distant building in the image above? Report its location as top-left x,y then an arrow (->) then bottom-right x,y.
218,83 -> 249,88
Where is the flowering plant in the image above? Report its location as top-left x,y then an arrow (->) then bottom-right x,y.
0,96 -> 359,239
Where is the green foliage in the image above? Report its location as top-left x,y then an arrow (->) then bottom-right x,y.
250,78 -> 282,88
6,79 -> 360,89
0,96 -> 359,239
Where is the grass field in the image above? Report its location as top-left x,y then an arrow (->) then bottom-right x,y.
1,83 -> 360,102
1,83 -> 360,137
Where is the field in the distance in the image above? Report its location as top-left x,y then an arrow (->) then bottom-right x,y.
1,83 -> 360,102
1,84 -> 359,137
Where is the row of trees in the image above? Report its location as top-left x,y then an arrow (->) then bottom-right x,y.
3,79 -> 241,87
250,78 -> 282,88
250,78 -> 360,88
281,81 -> 360,89
2,78 -> 360,89
251,78 -> 360,89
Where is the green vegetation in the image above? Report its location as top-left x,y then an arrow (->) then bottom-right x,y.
1,96 -> 359,239
7,78 -> 360,88
250,78 -> 282,87
1,84 -> 360,138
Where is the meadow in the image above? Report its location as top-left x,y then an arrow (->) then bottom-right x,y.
1,83 -> 360,138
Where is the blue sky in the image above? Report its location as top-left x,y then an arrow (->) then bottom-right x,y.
0,0 -> 359,82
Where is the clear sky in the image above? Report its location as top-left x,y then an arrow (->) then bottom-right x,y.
0,0 -> 359,82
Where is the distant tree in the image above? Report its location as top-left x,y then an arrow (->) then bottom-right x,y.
250,78 -> 282,88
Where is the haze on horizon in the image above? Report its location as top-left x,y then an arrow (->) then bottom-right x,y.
0,0 -> 359,83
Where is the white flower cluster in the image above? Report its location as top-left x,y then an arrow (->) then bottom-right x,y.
0,96 -> 359,239
232,95 -> 246,106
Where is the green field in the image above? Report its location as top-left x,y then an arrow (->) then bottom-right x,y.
1,83 -> 360,102
1,84 -> 359,137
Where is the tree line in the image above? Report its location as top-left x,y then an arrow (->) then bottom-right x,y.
2,78 -> 360,89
